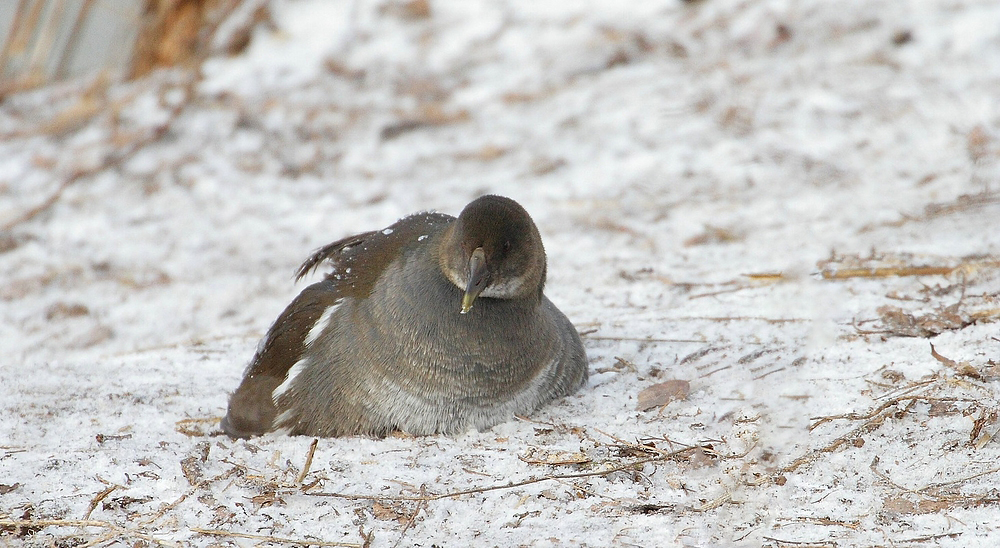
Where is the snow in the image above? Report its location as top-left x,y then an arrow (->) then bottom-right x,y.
2,0 -> 1000,546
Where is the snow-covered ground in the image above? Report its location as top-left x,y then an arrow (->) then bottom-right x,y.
3,0 -> 1000,545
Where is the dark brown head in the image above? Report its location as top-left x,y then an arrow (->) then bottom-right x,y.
438,195 -> 547,314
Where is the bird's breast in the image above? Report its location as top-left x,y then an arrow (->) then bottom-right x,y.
344,255 -> 556,399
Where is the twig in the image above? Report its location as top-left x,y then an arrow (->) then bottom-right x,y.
392,485 -> 427,548
552,477 -> 617,501
777,516 -> 860,529
869,456 -> 915,493
0,519 -> 111,528
861,191 -> 1000,232
675,316 -> 809,323
135,465 -> 240,527
812,394 -> 978,431
808,389 -> 964,430
789,387 -> 988,477
25,0 -> 63,79
0,520 -> 180,547
309,453 -> 684,502
760,537 -> 835,547
581,335 -> 706,343
192,528 -> 362,547
820,266 -> 955,279
808,397 -> 903,431
753,367 -> 785,380
358,525 -> 373,548
138,492 -> 189,526
743,272 -> 785,280
297,438 -> 319,485
79,530 -> 117,548
2,176 -> 78,231
921,465 -> 1000,492
783,404 -> 902,475
872,455 -> 1000,497
689,285 -> 758,299
896,532 -> 962,543
873,378 -> 938,401
700,364 -> 732,379
593,427 -> 706,458
83,483 -> 120,520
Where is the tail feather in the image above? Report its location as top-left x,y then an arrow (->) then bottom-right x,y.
221,375 -> 282,438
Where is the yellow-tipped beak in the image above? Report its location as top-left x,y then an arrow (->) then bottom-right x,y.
460,247 -> 487,314
460,293 -> 476,314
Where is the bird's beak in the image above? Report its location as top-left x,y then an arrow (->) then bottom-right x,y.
461,247 -> 487,314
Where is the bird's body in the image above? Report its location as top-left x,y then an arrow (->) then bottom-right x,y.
222,196 -> 587,438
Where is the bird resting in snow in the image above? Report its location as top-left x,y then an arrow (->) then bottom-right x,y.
221,195 -> 588,438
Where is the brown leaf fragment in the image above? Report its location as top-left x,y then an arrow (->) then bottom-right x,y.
930,343 -> 982,379
71,325 -> 114,348
180,443 -> 210,486
0,232 -> 23,254
45,302 -> 90,320
892,29 -> 914,46
380,0 -> 431,20
529,156 -> 566,176
180,456 -> 203,486
380,105 -> 469,140
968,124 -> 994,162
251,490 -> 284,508
883,497 -> 953,514
373,501 -> 412,523
2,505 -> 41,537
175,417 -> 220,437
628,503 -> 675,514
637,380 -> 691,411
102,495 -> 153,512
874,305 -> 972,338
970,411 -> 997,448
683,225 -> 744,247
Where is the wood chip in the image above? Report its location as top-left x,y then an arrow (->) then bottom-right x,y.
883,497 -> 952,514
518,448 -> 591,466
637,380 -> 690,411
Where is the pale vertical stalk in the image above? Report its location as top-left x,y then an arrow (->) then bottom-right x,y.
0,0 -> 32,78
25,0 -> 67,84
53,0 -> 95,80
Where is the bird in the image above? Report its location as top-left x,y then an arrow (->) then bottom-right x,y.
221,195 -> 588,438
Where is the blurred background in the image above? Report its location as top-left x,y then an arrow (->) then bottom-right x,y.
0,0 -> 262,93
